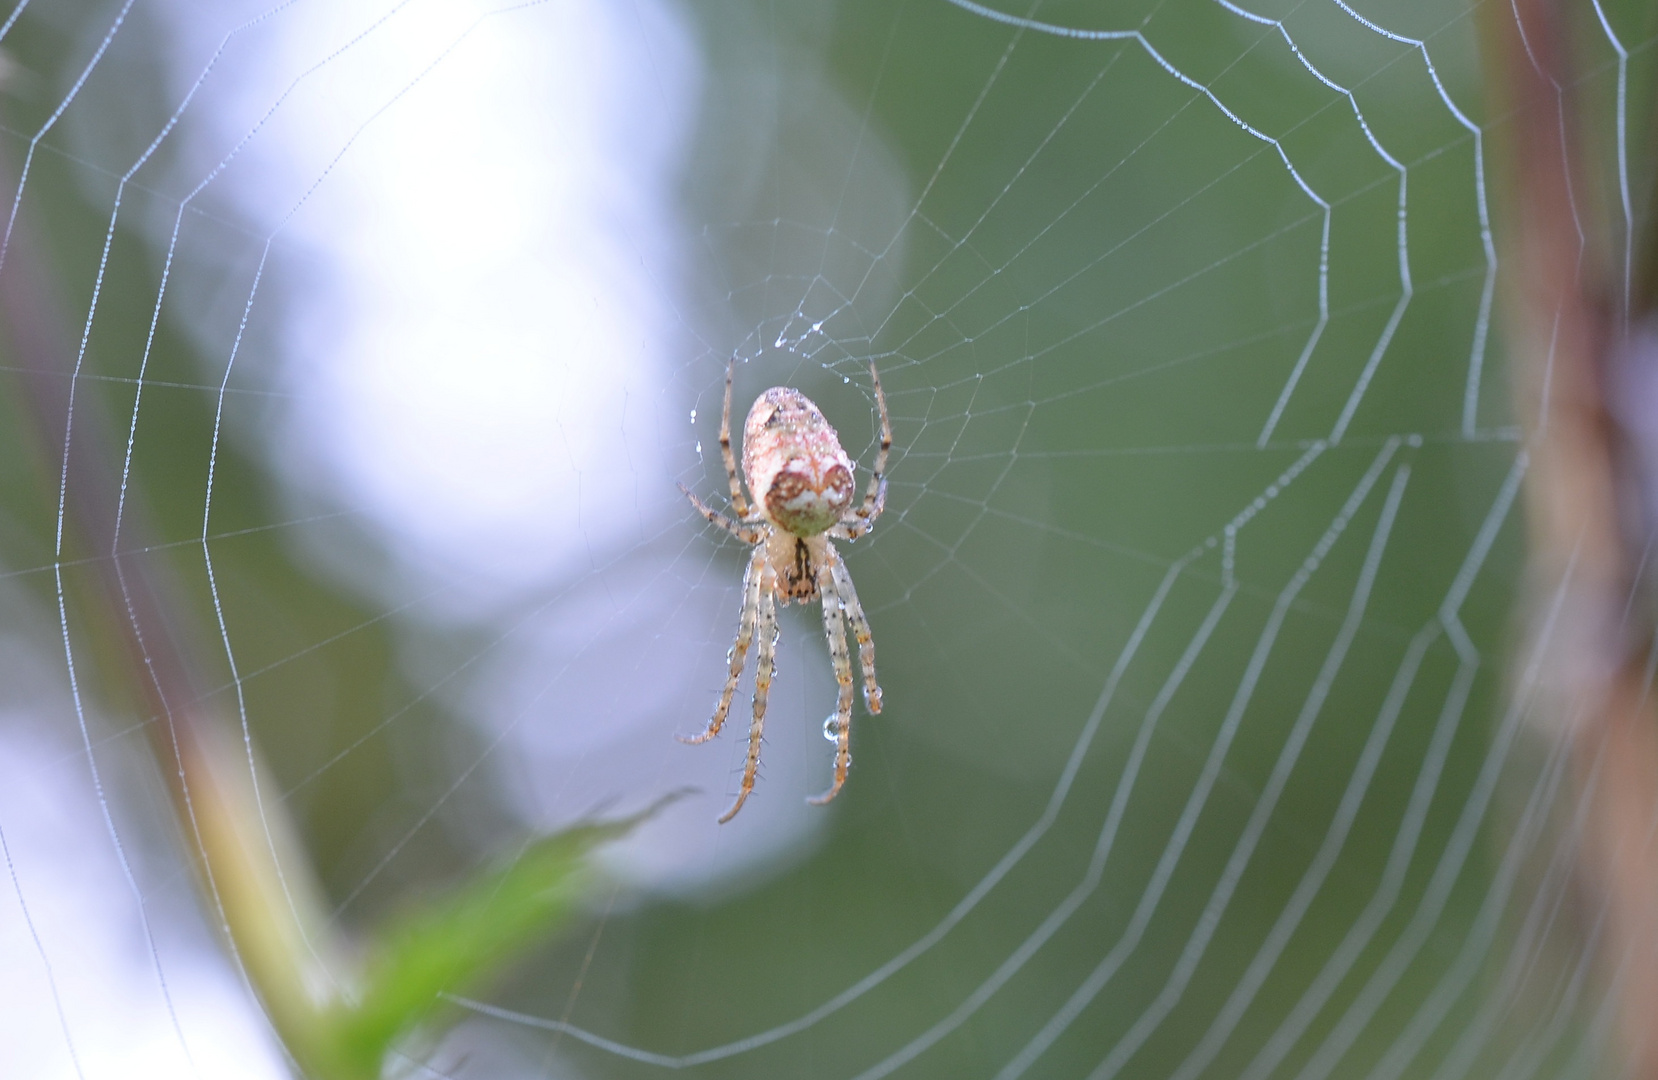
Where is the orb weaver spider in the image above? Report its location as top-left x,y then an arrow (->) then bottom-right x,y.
679,359 -> 890,822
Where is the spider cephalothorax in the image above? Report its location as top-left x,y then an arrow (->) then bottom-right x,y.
680,360 -> 890,822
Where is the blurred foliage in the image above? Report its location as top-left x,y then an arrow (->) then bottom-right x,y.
323,817 -> 638,1080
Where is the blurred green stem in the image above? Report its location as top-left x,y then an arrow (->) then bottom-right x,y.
0,140 -> 352,1074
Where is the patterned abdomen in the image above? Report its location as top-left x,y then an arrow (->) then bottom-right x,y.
742,387 -> 856,537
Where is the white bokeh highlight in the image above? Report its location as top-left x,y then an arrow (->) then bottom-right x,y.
194,0 -> 695,602
0,630 -> 290,1080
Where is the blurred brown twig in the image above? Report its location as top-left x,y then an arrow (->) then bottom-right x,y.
1483,1 -> 1658,1074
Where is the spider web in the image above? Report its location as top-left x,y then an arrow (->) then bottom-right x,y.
0,0 -> 1647,1078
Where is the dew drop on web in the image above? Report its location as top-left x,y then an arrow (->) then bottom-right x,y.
823,715 -> 842,741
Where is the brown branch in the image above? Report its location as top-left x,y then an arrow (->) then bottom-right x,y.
1483,1 -> 1658,1074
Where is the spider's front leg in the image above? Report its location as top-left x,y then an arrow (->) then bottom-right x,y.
828,547 -> 882,714
720,561 -> 778,823
680,543 -> 767,746
809,556 -> 856,806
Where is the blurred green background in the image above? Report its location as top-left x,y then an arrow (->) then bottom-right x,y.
2,0 -> 1655,1078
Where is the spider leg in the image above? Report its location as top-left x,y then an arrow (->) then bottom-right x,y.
720,357 -> 752,518
847,359 -> 891,524
828,545 -> 882,714
680,482 -> 766,544
719,560 -> 778,823
828,493 -> 884,542
808,557 -> 855,806
680,543 -> 767,746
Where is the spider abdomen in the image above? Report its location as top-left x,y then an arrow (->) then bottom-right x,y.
742,387 -> 856,536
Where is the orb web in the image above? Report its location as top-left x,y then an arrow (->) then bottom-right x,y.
0,1 -> 1640,1079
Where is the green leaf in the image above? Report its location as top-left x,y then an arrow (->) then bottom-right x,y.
322,803 -> 668,1078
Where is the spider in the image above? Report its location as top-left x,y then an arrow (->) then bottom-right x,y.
679,358 -> 891,822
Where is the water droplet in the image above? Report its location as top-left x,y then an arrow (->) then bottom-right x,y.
823,715 -> 843,742
695,441 -> 703,455
690,408 -> 697,423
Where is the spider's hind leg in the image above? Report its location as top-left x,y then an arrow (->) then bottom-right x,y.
848,359 -> 892,525
719,357 -> 753,518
